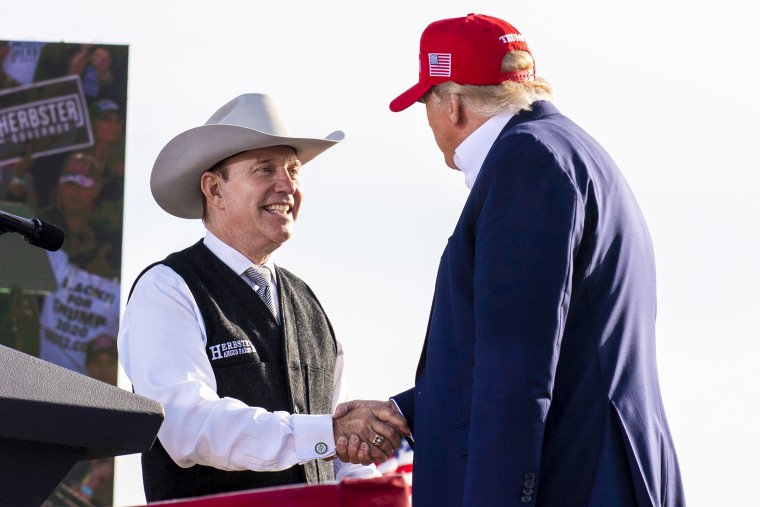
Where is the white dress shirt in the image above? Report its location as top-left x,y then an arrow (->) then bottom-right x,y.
454,109 -> 515,189
118,230 -> 378,480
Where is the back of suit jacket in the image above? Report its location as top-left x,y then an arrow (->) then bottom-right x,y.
394,101 -> 684,507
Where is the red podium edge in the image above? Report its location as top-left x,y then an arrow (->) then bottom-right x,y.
140,474 -> 410,507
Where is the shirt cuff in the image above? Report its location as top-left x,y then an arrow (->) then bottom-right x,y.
293,414 -> 336,461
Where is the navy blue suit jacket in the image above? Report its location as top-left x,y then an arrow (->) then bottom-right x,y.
394,102 -> 685,506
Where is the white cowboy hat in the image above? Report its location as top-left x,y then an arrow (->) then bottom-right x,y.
150,93 -> 345,219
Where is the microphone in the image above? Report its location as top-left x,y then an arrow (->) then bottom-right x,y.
0,209 -> 65,251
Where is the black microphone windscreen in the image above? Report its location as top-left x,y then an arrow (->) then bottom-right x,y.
28,219 -> 65,251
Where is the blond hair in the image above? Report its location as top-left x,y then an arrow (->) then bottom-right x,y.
431,51 -> 554,116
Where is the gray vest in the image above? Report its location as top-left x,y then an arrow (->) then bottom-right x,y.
136,241 -> 336,501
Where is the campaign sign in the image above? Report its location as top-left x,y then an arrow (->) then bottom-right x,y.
0,75 -> 93,165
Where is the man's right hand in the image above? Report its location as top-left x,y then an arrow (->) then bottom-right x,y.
332,400 -> 410,465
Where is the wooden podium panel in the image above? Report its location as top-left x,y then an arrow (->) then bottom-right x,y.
143,475 -> 410,507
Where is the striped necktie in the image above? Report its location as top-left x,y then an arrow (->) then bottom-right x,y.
244,265 -> 277,319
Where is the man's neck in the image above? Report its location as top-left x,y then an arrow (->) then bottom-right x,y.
205,224 -> 273,266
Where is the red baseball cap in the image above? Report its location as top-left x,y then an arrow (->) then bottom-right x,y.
390,14 -> 534,112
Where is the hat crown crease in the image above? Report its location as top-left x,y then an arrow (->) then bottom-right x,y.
205,93 -> 291,137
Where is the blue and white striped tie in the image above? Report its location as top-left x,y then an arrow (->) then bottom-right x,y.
244,265 -> 277,319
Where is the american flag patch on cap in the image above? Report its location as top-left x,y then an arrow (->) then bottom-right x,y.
428,53 -> 451,77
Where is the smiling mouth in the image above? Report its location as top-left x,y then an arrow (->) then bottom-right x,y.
263,204 -> 292,215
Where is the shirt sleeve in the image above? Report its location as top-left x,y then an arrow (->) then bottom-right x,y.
118,264 -> 339,472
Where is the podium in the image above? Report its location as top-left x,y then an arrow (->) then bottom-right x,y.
142,475 -> 411,507
0,345 -> 164,506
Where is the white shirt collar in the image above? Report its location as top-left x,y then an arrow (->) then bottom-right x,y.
203,230 -> 277,286
454,110 -> 514,189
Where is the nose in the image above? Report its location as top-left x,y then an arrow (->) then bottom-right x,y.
273,167 -> 297,194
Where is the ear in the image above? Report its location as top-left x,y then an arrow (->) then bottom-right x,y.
446,93 -> 462,126
200,171 -> 224,210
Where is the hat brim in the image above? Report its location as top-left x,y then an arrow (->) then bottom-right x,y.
151,124 -> 344,219
390,81 -> 434,112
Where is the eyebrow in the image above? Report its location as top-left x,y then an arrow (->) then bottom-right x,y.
253,157 -> 301,165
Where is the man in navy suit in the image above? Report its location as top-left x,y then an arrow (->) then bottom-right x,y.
335,13 -> 685,507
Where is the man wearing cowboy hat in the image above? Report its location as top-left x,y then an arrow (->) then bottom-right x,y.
335,14 -> 685,506
118,93 -> 408,501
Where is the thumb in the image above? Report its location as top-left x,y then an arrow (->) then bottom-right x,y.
372,405 -> 411,436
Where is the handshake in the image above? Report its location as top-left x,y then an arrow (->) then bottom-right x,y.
331,400 -> 411,466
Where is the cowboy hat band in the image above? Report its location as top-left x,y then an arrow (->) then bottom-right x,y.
150,93 -> 344,219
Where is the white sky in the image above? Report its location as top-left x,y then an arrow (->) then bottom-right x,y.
5,1 -> 759,505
